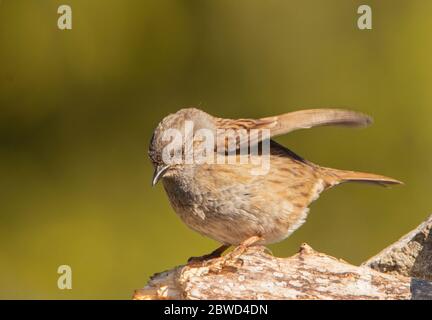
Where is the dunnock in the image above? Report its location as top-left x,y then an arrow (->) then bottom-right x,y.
148,108 -> 401,263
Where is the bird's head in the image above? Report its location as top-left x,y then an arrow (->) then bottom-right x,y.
148,108 -> 215,186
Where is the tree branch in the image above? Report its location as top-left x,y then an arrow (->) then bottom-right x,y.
363,215 -> 432,281
134,215 -> 432,300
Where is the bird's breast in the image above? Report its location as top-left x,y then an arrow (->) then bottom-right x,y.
159,162 -> 325,245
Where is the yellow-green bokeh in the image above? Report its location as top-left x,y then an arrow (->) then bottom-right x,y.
0,0 -> 430,299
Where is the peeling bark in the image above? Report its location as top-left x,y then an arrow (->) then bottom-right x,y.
363,215 -> 432,281
134,215 -> 432,300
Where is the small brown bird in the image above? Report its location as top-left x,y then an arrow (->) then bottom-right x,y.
149,108 -> 402,263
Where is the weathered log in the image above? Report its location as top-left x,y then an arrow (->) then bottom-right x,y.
134,215 -> 432,300
363,215 -> 432,281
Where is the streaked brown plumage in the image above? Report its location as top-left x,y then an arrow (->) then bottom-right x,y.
149,108 -> 402,261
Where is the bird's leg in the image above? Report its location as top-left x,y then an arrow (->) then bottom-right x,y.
187,244 -> 231,265
221,235 -> 262,267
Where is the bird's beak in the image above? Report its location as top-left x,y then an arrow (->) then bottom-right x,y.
152,165 -> 170,186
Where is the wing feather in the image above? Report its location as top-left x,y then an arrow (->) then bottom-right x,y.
215,109 -> 372,151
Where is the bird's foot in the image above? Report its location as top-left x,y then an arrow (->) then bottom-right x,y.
207,236 -> 262,273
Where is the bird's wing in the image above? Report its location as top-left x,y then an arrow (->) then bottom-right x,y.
216,108 -> 372,137
214,108 -> 372,151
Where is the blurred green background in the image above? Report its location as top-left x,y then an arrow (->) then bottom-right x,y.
0,0 -> 430,299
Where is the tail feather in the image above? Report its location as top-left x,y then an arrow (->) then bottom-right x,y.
322,168 -> 403,187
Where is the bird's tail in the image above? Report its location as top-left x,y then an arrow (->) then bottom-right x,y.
321,167 -> 403,188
